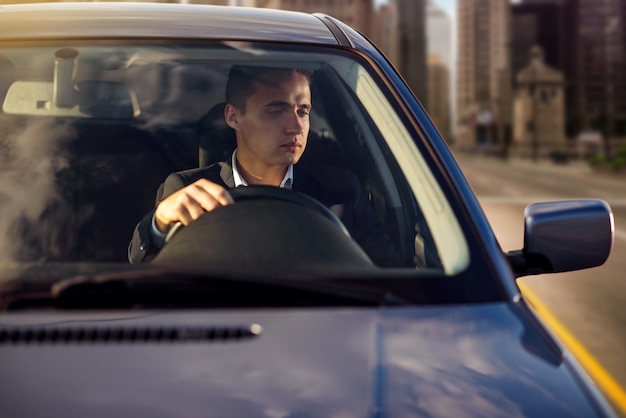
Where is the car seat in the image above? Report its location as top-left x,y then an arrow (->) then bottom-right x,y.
196,102 -> 236,167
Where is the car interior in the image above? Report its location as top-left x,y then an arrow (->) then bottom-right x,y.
0,45 -> 442,270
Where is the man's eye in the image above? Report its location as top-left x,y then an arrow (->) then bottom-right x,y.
298,109 -> 310,117
267,108 -> 284,115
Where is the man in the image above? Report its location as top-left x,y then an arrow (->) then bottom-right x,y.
128,65 -> 399,266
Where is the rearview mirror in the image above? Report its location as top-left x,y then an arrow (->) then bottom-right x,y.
2,47 -> 139,119
3,80 -> 140,119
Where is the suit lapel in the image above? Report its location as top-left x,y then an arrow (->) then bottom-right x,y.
293,164 -> 319,198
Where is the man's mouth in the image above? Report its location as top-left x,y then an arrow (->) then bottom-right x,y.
281,143 -> 301,152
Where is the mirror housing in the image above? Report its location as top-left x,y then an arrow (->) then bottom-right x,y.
3,80 -> 140,119
507,200 -> 613,277
2,46 -> 139,119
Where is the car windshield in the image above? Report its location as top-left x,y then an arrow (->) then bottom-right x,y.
0,40 -> 499,307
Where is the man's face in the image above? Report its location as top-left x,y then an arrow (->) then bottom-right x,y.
225,71 -> 311,171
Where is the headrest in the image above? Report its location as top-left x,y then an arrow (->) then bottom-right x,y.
197,102 -> 236,167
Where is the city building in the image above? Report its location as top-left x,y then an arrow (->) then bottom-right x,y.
393,0 -> 428,108
456,0 -> 512,151
511,0 -> 563,76
427,0 -> 452,72
427,53 -> 451,142
563,0 -> 626,154
372,2 -> 399,67
426,0 -> 453,141
514,0 -> 626,155
513,46 -> 565,158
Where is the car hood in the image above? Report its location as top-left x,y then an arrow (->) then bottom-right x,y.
0,302 -> 609,417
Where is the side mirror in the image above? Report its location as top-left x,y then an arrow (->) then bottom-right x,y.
507,200 -> 613,277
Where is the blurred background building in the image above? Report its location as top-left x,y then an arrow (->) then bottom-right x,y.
393,0 -> 428,109
562,0 -> 626,157
511,0 -> 564,77
373,2 -> 399,66
426,0 -> 453,141
457,0 -> 512,153
508,0 -> 625,157
456,0 -> 511,152
427,53 -> 452,141
513,45 -> 565,158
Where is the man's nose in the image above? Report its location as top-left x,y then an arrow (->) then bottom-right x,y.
285,109 -> 305,134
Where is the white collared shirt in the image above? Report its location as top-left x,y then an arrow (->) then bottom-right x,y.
231,149 -> 293,189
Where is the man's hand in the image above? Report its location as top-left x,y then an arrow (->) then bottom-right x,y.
154,179 -> 234,233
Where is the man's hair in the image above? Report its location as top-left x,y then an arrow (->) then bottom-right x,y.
225,65 -> 312,113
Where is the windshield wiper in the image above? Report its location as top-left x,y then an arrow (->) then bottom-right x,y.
7,269 -> 410,310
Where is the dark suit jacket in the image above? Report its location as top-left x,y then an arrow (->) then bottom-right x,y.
128,160 -> 398,266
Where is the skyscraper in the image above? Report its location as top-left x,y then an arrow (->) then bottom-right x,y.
565,0 -> 626,150
426,0 -> 453,140
394,0 -> 428,107
511,0 -> 562,77
372,2 -> 399,66
515,0 -> 626,152
427,0 -> 453,71
427,53 -> 451,141
456,0 -> 511,149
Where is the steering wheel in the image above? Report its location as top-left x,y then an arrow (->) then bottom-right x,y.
165,185 -> 349,243
155,185 -> 374,271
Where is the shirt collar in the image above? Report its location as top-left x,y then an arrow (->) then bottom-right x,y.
231,149 -> 293,189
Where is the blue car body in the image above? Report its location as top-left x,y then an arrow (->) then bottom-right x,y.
0,3 -> 617,417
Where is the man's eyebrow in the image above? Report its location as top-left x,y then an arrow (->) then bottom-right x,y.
265,100 -> 311,108
264,100 -> 290,107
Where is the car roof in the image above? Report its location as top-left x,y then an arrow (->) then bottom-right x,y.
0,2 -> 339,45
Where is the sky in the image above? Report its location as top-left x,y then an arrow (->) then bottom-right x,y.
433,0 -> 455,17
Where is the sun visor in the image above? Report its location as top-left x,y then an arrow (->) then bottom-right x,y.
3,80 -> 140,119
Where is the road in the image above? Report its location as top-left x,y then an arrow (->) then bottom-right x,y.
453,152 -> 626,412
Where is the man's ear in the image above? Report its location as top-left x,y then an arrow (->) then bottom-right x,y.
224,104 -> 239,129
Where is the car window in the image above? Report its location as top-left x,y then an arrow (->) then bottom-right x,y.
338,66 -> 468,274
0,40 -> 469,275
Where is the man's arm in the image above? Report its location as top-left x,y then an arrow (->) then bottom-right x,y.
127,208 -> 162,264
128,174 -> 183,264
128,173 -> 233,264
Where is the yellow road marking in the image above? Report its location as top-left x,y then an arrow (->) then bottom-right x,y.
518,280 -> 626,415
